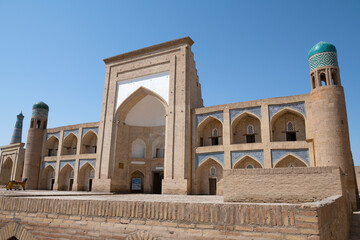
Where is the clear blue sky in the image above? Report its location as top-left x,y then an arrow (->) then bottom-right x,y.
1,1 -> 360,165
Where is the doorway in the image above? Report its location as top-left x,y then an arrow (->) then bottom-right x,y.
209,178 -> 217,195
152,172 -> 163,194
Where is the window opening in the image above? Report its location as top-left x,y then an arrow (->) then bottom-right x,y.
211,128 -> 219,146
36,120 -> 41,128
199,137 -> 203,147
246,124 -> 255,143
320,73 -> 326,86
246,164 -> 254,169
210,167 -> 216,176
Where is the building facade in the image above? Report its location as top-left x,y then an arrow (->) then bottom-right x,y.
0,37 -> 358,208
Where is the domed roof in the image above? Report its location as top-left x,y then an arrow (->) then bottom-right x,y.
32,101 -> 49,111
308,41 -> 337,59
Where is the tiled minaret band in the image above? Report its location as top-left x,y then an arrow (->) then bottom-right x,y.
10,112 -> 24,144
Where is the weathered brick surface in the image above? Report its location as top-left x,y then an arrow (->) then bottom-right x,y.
0,195 -> 350,239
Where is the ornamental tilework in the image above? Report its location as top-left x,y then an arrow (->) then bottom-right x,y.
196,152 -> 224,168
268,102 -> 306,120
60,160 -> 75,170
32,108 -> 48,118
231,150 -> 264,168
271,149 -> 309,166
79,159 -> 96,169
309,52 -> 338,71
47,132 -> 60,140
82,127 -> 98,137
42,161 -> 56,170
196,111 -> 223,127
230,106 -> 261,122
63,129 -> 79,139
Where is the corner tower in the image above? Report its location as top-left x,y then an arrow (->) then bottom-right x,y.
308,42 -> 359,210
22,101 -> 49,189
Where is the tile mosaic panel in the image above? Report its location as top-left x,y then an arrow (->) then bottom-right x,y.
79,159 -> 96,169
271,149 -> 309,166
309,52 -> 338,71
63,129 -> 79,139
230,106 -> 262,122
268,102 -> 306,120
231,150 -> 264,167
82,127 -> 99,137
196,152 -> 224,168
42,161 -> 56,170
32,108 -> 48,118
47,132 -> 60,140
196,111 -> 224,127
60,160 -> 75,170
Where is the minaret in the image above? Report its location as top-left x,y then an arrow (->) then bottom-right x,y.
308,42 -> 359,210
10,112 -> 24,144
22,101 -> 49,189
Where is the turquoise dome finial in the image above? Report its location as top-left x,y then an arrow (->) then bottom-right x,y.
308,41 -> 337,59
32,101 -> 49,111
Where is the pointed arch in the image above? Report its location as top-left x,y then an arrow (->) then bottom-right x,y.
130,170 -> 145,193
81,130 -> 97,154
231,112 -> 261,144
40,165 -> 55,190
274,154 -> 308,168
0,222 -> 35,240
46,135 -> 59,156
271,108 -> 306,142
233,155 -> 263,169
115,86 -> 169,123
61,133 -> 78,155
197,116 -> 223,147
58,164 -> 74,191
196,158 -> 223,195
78,162 -> 95,191
0,157 -> 13,184
152,135 -> 165,158
132,138 -> 146,158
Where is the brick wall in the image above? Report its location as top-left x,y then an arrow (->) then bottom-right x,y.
223,167 -> 343,203
0,194 -> 350,239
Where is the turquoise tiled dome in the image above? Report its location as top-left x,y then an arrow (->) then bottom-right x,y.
32,101 -> 49,111
308,41 -> 337,59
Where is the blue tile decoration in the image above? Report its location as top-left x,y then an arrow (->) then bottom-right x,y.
231,150 -> 264,168
268,102 -> 306,120
309,52 -> 338,71
63,129 -> 79,139
32,108 -> 48,118
196,152 -> 224,168
196,111 -> 223,127
82,127 -> 98,137
42,161 -> 56,170
230,106 -> 261,122
271,149 -> 309,167
47,132 -> 60,140
60,160 -> 75,170
79,159 -> 96,169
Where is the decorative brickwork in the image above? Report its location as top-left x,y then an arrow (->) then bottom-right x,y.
309,52 -> 338,71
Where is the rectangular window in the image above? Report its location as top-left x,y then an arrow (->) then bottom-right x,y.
211,137 -> 219,146
286,132 -> 296,141
199,137 -> 203,146
246,134 -> 255,143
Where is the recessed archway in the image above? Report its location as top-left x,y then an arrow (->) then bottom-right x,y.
196,158 -> 223,195
197,117 -> 223,147
61,133 -> 78,155
78,163 -> 95,191
0,157 -> 13,185
231,112 -> 261,144
274,155 -> 308,168
45,136 -> 59,157
81,131 -> 97,154
130,170 -> 144,193
58,164 -> 74,191
271,108 -> 306,142
40,165 -> 55,190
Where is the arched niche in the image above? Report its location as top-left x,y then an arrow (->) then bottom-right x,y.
196,158 -> 223,195
81,131 -> 97,154
61,133 -> 78,155
0,157 -> 13,184
197,117 -> 223,147
233,156 -> 263,169
45,136 -> 59,157
152,136 -> 165,158
274,155 -> 308,168
40,165 -> 55,190
78,163 -> 95,191
271,108 -> 306,142
131,139 -> 146,158
231,112 -> 261,144
58,164 -> 74,191
130,170 -> 144,193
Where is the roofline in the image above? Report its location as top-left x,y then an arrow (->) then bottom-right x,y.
103,36 -> 194,64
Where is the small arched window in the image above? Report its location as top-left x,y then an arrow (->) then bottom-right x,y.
30,119 -> 34,128
212,128 -> 218,137
210,166 -> 216,176
320,72 -> 327,86
312,75 -> 316,89
51,171 -> 55,179
287,122 -> 294,132
90,169 -> 95,178
36,120 -> 41,129
247,125 -> 254,135
43,120 -> 47,129
331,71 -> 338,85
70,170 -> 74,179
246,164 -> 254,169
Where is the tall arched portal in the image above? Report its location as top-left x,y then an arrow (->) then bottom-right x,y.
0,157 -> 13,184
113,88 -> 167,193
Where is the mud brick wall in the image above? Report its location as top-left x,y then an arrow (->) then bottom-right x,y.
223,167 -> 343,203
0,195 -> 350,240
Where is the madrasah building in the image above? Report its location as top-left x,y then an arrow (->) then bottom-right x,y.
0,37 -> 358,208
